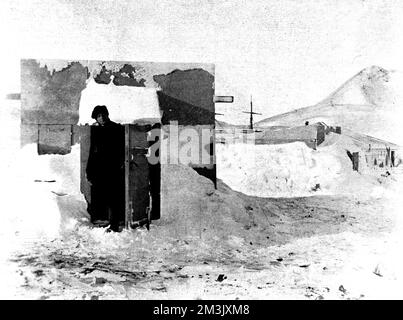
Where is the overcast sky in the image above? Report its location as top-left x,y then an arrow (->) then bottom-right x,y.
1,0 -> 403,124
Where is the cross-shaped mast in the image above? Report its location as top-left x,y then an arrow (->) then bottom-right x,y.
242,95 -> 262,130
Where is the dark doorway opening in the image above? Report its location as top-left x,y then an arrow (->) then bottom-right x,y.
81,123 -> 161,231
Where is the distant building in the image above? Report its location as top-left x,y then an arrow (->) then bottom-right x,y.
364,145 -> 400,168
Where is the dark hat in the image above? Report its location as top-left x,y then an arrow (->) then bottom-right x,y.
91,105 -> 109,119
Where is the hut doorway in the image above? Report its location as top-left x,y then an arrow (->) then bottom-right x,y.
80,123 -> 161,230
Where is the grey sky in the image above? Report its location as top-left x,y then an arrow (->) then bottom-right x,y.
1,0 -> 403,124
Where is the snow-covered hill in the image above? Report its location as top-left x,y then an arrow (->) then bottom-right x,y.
256,66 -> 403,145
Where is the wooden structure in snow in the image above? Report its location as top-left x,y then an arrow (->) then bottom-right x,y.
216,123 -> 327,150
21,59 -> 216,229
364,144 -> 399,168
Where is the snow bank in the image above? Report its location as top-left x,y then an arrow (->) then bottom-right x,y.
157,164 -> 252,240
0,144 -> 88,242
216,141 -> 350,197
215,138 -> 392,198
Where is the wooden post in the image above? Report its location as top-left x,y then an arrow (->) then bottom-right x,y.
37,124 -> 40,152
70,125 -> 74,147
386,147 -> 391,167
352,152 -> 359,171
125,124 -> 131,229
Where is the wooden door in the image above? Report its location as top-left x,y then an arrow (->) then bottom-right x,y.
125,124 -> 152,228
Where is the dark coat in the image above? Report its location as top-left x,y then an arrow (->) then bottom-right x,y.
86,120 -> 125,185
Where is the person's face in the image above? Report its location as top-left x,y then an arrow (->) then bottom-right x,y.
96,113 -> 108,126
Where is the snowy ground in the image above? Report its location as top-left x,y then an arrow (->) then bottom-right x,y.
1,178 -> 402,300
0,149 -> 402,299
1,100 -> 403,299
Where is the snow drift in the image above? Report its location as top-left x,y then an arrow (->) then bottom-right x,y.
0,144 -> 89,242
216,142 -> 346,197
216,137 -> 391,198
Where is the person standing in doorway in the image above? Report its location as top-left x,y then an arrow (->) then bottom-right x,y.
86,105 -> 125,232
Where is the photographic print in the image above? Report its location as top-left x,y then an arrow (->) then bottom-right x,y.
0,0 -> 402,302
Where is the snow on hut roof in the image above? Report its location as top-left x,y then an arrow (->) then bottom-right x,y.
79,77 -> 162,125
